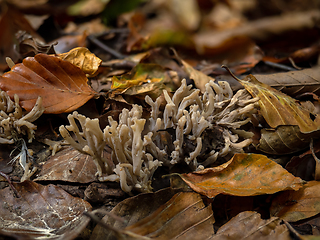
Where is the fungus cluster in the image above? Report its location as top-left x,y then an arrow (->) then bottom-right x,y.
60,79 -> 259,193
0,90 -> 44,144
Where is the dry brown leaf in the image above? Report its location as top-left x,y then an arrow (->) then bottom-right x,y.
238,73 -> 320,133
257,125 -> 317,155
181,59 -> 215,93
180,153 -> 304,198
35,146 -> 98,183
91,188 -> 182,240
194,10 -> 320,55
211,211 -> 291,240
55,47 -> 102,76
254,66 -> 320,97
0,53 -> 98,114
0,6 -> 44,70
0,181 -> 91,240
166,0 -> 201,31
125,192 -> 214,239
270,181 -> 320,222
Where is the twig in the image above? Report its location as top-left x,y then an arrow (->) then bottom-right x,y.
0,171 -> 20,198
264,61 -> 297,71
88,35 -> 127,59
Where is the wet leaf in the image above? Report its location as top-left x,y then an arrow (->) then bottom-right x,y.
35,147 -> 98,183
238,73 -> 320,133
212,211 -> 291,240
0,181 -> 91,240
180,153 -> 304,198
254,66 -> 320,97
55,47 -> 102,76
270,181 -> 320,222
257,125 -> 316,155
0,53 -> 98,114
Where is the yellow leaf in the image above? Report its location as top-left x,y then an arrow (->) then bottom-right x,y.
56,47 -> 102,77
238,74 -> 320,133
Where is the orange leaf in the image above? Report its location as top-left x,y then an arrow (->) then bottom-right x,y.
270,181 -> 320,222
180,153 -> 304,198
0,54 -> 97,114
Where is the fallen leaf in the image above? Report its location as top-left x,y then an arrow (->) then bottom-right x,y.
55,47 -> 102,76
285,154 -> 316,181
0,6 -> 43,70
257,125 -> 316,155
238,73 -> 320,133
92,190 -> 214,240
0,53 -> 98,114
91,187 -> 181,240
181,59 -> 215,93
193,10 -> 320,55
125,192 -> 214,239
212,211 -> 291,240
18,34 -> 56,58
166,0 -> 201,31
35,146 -> 98,183
111,63 -> 175,99
270,181 -> 320,222
254,66 -> 320,97
0,181 -> 91,239
180,153 -> 304,198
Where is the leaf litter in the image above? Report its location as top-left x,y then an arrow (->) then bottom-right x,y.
0,0 -> 320,239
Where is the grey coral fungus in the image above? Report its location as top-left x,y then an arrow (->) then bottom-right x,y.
60,79 -> 259,193
0,90 -> 44,144
0,90 -> 44,181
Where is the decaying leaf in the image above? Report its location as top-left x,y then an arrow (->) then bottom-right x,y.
0,53 -> 98,114
55,47 -> 102,76
270,181 -> 320,222
0,181 -> 91,240
257,125 -> 317,155
91,190 -> 214,240
124,192 -> 214,239
212,211 -> 291,240
35,146 -> 98,183
111,63 -> 175,98
91,187 -> 181,240
180,153 -> 304,198
254,66 -> 320,97
237,73 -> 320,133
0,6 -> 43,70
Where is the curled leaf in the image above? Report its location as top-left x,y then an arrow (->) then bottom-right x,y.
0,53 -> 98,114
180,153 -> 304,198
56,47 -> 102,76
238,74 -> 320,133
257,125 -> 317,155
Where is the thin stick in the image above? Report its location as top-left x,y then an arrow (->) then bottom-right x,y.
0,171 -> 20,198
88,35 -> 127,59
